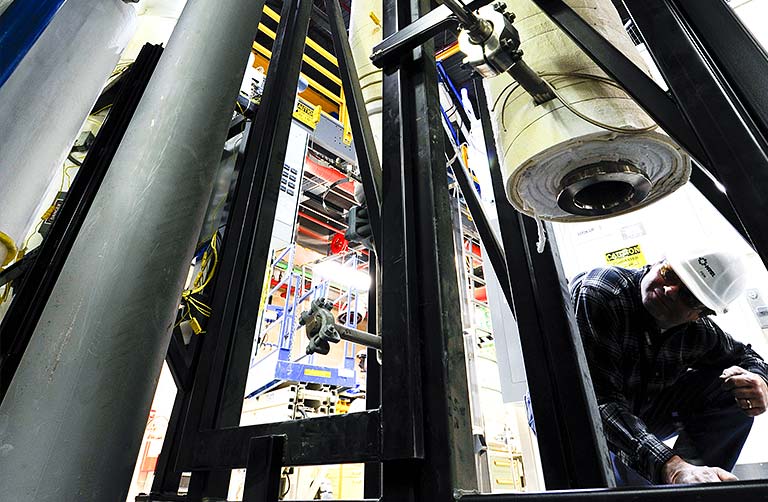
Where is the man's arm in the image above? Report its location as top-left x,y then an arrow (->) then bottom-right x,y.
693,319 -> 768,416
695,318 -> 768,379
572,280 -> 675,483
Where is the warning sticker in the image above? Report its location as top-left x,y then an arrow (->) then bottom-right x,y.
293,100 -> 322,130
304,368 -> 332,378
605,244 -> 647,269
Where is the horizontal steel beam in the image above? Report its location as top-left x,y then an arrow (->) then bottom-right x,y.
458,479 -> 768,500
371,0 -> 493,70
179,410 -> 381,470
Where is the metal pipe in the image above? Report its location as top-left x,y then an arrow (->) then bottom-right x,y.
0,0 -> 136,266
0,0 -> 261,499
336,323 -> 382,350
0,0 -> 66,87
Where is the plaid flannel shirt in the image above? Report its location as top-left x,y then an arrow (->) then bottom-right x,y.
570,266 -> 768,483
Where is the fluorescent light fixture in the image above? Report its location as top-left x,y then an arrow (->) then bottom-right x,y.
313,261 -> 371,291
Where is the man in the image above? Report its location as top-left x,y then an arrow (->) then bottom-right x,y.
570,250 -> 768,485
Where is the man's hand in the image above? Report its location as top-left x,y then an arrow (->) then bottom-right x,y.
721,366 -> 768,417
662,455 -> 738,484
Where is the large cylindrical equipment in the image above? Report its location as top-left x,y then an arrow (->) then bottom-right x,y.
349,0 -> 384,159
481,0 -> 691,222
0,0 -> 261,499
0,0 -> 136,266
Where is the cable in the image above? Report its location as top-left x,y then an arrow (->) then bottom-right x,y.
320,177 -> 351,212
496,71 -> 658,134
281,469 -> 292,498
67,154 -> 82,166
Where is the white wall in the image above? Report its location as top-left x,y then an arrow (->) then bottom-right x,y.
552,181 -> 768,468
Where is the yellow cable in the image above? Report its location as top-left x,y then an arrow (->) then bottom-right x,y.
0,282 -> 12,304
0,231 -> 18,267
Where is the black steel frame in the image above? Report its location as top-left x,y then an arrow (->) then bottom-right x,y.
0,44 -> 163,401
147,0 -> 389,499
144,0 -> 768,500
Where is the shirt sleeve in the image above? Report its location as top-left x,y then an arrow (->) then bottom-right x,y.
695,318 -> 768,383
572,282 -> 675,483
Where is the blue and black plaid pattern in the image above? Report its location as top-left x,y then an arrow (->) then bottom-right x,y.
570,266 -> 768,483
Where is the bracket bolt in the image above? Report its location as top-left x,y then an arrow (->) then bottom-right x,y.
492,2 -> 506,13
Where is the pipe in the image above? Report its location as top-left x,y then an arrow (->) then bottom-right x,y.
0,0 -> 262,499
0,0 -> 136,266
0,0 -> 66,88
481,0 -> 691,222
336,323 -> 382,350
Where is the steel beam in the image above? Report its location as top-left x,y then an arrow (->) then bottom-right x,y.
446,141 -> 514,309
176,0 -> 313,496
182,411 -> 381,469
371,0 -> 494,71
327,0 -> 383,251
380,0 -> 476,499
243,435 -> 285,502
474,79 -> 613,489
674,0 -> 768,137
529,0 -> 751,246
624,0 -> 768,267
458,479 -> 768,501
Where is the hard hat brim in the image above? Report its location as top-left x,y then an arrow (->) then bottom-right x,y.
668,259 -> 725,315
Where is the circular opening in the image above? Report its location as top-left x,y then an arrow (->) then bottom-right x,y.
557,161 -> 652,217
573,180 -> 635,212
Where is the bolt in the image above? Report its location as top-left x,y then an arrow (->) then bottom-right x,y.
493,2 -> 506,12
504,11 -> 516,23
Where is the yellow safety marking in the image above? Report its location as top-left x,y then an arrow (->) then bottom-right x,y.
304,368 -> 332,378
340,90 -> 353,145
257,24 -> 342,86
293,100 -> 323,129
369,11 -> 381,27
436,43 -> 462,61
0,230 -> 18,266
605,244 -> 646,269
262,5 -> 339,66
252,42 -> 342,107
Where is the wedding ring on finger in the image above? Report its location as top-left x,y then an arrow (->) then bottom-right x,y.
746,398 -> 753,409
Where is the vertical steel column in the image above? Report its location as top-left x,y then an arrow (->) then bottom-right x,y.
364,261 -> 382,499
624,0 -> 768,267
327,0 -> 383,249
528,0 -> 752,248
178,0 -> 312,498
673,0 -> 768,135
380,0 -> 476,498
473,79 -> 614,489
242,436 -> 285,502
0,0 -> 261,498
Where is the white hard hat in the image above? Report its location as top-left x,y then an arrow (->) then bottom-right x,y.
667,249 -> 748,315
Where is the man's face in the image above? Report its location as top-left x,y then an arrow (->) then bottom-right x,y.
640,262 -> 712,329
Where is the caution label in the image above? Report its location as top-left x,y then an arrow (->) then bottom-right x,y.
293,100 -> 322,130
605,244 -> 646,269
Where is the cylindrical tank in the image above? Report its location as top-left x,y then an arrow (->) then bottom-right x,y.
349,0 -> 383,160
480,0 -> 691,222
0,0 -> 261,499
0,0 -> 136,265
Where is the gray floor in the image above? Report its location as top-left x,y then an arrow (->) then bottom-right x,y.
733,462 -> 768,480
